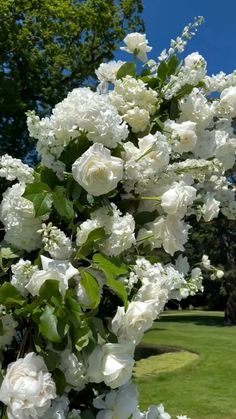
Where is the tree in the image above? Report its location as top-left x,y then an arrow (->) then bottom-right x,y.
0,0 -> 144,159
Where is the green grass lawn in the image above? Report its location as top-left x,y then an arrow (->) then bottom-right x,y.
135,310 -> 236,419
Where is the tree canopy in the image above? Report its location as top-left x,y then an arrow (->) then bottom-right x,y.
0,0 -> 144,159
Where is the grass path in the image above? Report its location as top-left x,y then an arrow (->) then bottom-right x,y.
135,311 -> 236,419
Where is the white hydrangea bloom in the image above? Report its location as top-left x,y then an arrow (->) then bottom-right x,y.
77,204 -> 135,257
120,33 -> 152,62
0,154 -> 34,183
58,350 -> 87,391
93,382 -> 138,419
0,306 -> 18,349
39,223 -> 73,259
11,259 -> 39,296
124,107 -> 150,132
179,88 -> 216,130
0,352 -> 56,419
27,88 -> 128,175
122,132 -> 170,193
0,183 -> 42,252
109,76 -> 157,132
220,86 -> 236,116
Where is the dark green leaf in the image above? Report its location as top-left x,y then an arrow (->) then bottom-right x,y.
157,61 -> 168,82
175,84 -> 194,99
43,350 -> 61,371
39,305 -> 62,343
93,253 -> 128,307
134,211 -> 158,225
23,182 -> 53,217
0,283 -> 25,306
76,227 -> 106,258
53,368 -> 66,396
167,55 -> 179,76
53,186 -> 75,221
79,270 -> 101,308
39,280 -> 62,304
117,62 -> 136,79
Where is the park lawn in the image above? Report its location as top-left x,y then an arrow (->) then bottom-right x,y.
135,311 -> 236,419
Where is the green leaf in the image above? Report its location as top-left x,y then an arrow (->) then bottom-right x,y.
52,368 -> 66,396
79,270 -> 101,308
23,182 -> 53,217
43,350 -> 61,371
167,55 -> 179,76
175,83 -> 194,99
75,322 -> 91,351
39,305 -> 62,343
53,186 -> 75,221
117,62 -> 136,79
81,411 -> 96,419
157,61 -> 168,82
93,253 -> 128,307
39,280 -> 62,304
76,227 -> 106,258
134,211 -> 158,225
0,283 -> 25,306
40,167 -> 62,189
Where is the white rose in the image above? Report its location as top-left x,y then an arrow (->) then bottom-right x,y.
26,255 -> 78,296
202,193 -> 220,222
72,143 -> 123,196
161,181 -> 196,217
120,32 -> 152,62
0,352 -> 56,419
220,86 -> 236,116
111,302 -> 156,344
95,60 -> 125,83
87,342 -> 134,388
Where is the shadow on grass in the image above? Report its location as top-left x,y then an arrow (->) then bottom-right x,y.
158,313 -> 225,327
135,343 -> 183,361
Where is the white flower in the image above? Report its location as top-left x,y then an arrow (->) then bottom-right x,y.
90,204 -> 135,256
0,183 -> 42,252
95,61 -> 125,83
0,352 -> 56,419
216,269 -> 224,279
140,215 -> 190,256
161,181 -> 196,217
124,107 -> 150,132
202,193 -> 220,222
58,350 -> 87,391
87,342 -> 134,388
39,223 -> 73,260
220,86 -> 236,116
11,259 -> 39,296
120,33 -> 152,62
26,255 -> 78,297
93,383 -> 138,419
201,254 -> 211,269
110,76 -> 157,117
175,255 -> 190,275
72,143 -> 123,197
111,301 -> 156,344
0,154 -> 34,183
184,52 -> 206,69
44,396 -> 70,419
165,120 -> 197,153
0,308 -> 18,349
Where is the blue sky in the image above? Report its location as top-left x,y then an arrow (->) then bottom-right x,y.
117,0 -> 236,75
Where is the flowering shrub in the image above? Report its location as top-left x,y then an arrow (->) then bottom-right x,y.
0,17 -> 235,418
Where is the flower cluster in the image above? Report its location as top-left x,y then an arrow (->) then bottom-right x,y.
0,21 -> 234,419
